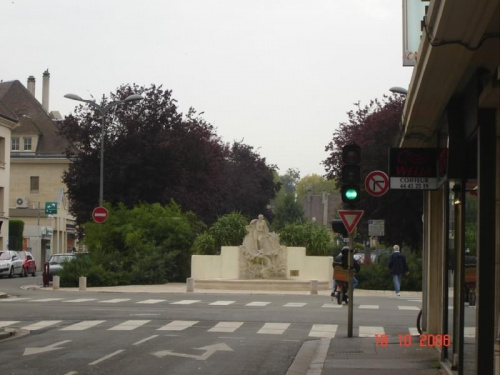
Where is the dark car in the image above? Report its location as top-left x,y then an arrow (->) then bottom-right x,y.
48,253 -> 76,280
17,251 -> 37,277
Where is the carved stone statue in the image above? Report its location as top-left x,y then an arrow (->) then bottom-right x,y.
240,215 -> 287,279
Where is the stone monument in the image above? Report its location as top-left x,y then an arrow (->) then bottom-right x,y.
239,215 -> 287,279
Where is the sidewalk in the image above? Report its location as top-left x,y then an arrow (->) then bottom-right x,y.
1,284 -> 441,374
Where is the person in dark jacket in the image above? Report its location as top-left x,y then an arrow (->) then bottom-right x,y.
388,244 -> 409,296
332,246 -> 360,296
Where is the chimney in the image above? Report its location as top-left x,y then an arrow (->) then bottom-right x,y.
27,76 -> 36,96
42,69 -> 50,113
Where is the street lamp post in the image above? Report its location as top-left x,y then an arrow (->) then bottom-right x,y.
64,93 -> 143,207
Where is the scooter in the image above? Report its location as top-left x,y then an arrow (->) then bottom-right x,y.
335,280 -> 349,305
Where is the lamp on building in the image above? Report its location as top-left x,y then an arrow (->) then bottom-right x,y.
64,93 -> 143,207
389,87 -> 408,95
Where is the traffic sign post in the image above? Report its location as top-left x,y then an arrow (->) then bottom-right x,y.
337,209 -> 364,338
338,210 -> 364,234
92,207 -> 109,224
365,170 -> 390,197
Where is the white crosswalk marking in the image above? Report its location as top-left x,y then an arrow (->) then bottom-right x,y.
61,320 -> 106,331
158,320 -> 198,331
0,321 -> 20,328
309,324 -> 337,338
63,299 -> 97,303
22,320 -> 62,330
359,305 -> 379,309
136,299 -> 166,304
209,301 -> 235,306
398,306 -> 420,311
208,322 -> 243,333
99,299 -> 131,303
408,327 -> 419,336
359,326 -> 385,337
258,323 -> 290,335
29,298 -> 64,302
283,303 -> 306,307
322,303 -> 343,308
246,302 -> 270,307
170,300 -> 200,305
108,320 -> 151,331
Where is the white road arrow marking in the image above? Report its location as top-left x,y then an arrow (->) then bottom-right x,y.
152,342 -> 233,361
23,340 -> 71,356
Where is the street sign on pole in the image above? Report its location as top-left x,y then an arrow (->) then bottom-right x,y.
365,171 -> 390,197
368,220 -> 385,236
92,207 -> 109,224
45,202 -> 57,215
338,210 -> 364,234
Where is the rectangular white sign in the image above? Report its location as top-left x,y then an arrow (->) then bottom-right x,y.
402,0 -> 428,66
390,177 -> 438,190
368,220 -> 385,237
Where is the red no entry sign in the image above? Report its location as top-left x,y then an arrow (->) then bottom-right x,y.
365,170 -> 390,197
92,206 -> 109,224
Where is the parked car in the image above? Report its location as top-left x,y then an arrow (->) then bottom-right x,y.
47,253 -> 78,280
0,250 -> 24,278
17,251 -> 37,277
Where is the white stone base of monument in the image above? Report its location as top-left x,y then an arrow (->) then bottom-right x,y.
52,276 -> 60,290
79,276 -> 87,291
194,279 -> 330,291
310,279 -> 318,295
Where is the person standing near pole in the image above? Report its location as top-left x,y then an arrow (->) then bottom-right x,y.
388,244 -> 409,296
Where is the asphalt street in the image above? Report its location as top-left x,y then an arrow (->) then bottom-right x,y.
0,275 -> 447,375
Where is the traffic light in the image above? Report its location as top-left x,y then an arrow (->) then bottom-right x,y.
331,219 -> 348,238
341,143 -> 361,205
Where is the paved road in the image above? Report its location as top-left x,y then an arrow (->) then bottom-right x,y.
0,276 -> 429,374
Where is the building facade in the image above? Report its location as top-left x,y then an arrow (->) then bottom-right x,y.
0,101 -> 18,250
398,1 -> 499,374
0,73 -> 76,266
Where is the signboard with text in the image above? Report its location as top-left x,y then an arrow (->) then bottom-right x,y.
389,148 -> 438,190
368,220 -> 385,236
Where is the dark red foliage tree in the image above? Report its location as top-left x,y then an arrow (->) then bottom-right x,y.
60,84 -> 279,227
323,95 -> 423,251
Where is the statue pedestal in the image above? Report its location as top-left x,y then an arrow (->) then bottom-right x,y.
191,246 -> 333,290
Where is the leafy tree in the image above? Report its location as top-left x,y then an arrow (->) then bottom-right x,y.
192,212 -> 249,255
296,174 -> 338,202
8,220 -> 24,251
60,202 -> 202,286
272,194 -> 305,231
60,84 -> 278,227
278,222 -> 332,255
279,168 -> 301,195
323,95 -> 423,250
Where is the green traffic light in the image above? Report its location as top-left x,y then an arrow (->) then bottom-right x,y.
345,188 -> 358,200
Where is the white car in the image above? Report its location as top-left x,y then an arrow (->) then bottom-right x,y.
0,250 -> 24,278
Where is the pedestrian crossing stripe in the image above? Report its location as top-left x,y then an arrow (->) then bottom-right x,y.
258,323 -> 290,335
209,301 -> 235,306
108,320 -> 151,331
136,299 -> 166,304
61,320 -> 106,331
246,302 -> 271,306
0,297 -> 423,311
1,320 -> 458,337
158,320 -> 198,331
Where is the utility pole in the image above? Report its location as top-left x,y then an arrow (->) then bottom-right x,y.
348,232 -> 354,337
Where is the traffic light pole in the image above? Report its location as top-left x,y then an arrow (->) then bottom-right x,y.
348,232 -> 354,337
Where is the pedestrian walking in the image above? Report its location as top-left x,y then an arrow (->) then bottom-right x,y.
388,245 -> 409,296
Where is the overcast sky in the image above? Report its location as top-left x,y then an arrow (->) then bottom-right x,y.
2,0 -> 413,177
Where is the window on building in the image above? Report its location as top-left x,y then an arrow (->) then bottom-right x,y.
30,176 -> 39,193
11,137 -> 20,151
23,137 -> 32,151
